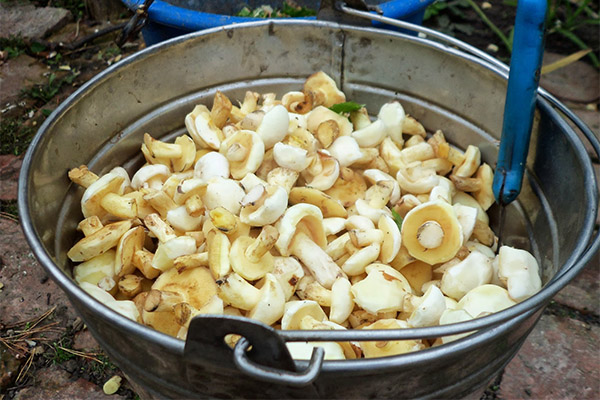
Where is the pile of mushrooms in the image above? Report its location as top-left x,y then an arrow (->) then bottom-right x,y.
67,72 -> 542,359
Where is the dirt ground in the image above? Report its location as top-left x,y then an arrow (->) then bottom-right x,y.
0,1 -> 598,399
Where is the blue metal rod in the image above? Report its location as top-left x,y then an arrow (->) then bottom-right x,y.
492,0 -> 547,205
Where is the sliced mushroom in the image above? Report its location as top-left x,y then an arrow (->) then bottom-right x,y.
68,220 -> 132,262
82,167 -> 130,219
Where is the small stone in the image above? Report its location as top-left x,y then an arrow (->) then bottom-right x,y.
486,44 -> 499,53
103,375 -> 122,395
25,340 -> 36,347
482,2 -> 492,9
0,3 -> 72,40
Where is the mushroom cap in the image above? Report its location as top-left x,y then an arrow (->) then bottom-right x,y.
306,106 -> 353,137
256,105 -> 289,149
220,129 -> 265,180
360,319 -> 423,359
203,177 -> 245,215
363,169 -> 401,204
281,300 -> 327,330
378,215 -> 402,264
377,101 -> 406,144
271,256 -> 305,301
497,246 -> 541,302
351,263 -> 412,314
152,266 -> 217,310
401,200 -> 463,265
327,136 -> 363,168
230,236 -> 275,281
457,284 -> 516,319
166,205 -> 203,232
329,277 -> 354,324
130,165 -> 167,190
185,104 -> 224,150
440,251 -> 493,301
289,187 -> 347,218
407,285 -> 446,328
247,273 -> 286,326
352,119 -> 388,147
325,167 -> 367,208
285,341 -> 346,360
193,152 -> 230,183
239,184 -> 288,226
273,142 -> 309,172
151,235 -> 197,272
275,204 -> 327,256
303,71 -> 346,108
304,151 -> 340,191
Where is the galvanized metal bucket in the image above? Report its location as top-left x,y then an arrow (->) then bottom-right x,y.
18,18 -> 599,399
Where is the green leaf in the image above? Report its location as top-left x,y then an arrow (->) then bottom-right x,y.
329,101 -> 365,114
42,109 -> 53,117
391,209 -> 403,230
30,41 -> 46,53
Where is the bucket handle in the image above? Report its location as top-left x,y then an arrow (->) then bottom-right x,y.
233,337 -> 325,387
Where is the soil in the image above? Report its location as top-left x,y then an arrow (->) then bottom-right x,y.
422,0 -> 600,68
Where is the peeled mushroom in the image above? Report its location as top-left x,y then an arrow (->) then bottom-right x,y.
497,246 -> 541,302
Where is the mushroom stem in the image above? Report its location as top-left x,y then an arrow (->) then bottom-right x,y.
416,221 -> 444,249
245,225 -> 279,263
143,289 -> 185,312
290,231 -> 345,289
225,143 -> 248,162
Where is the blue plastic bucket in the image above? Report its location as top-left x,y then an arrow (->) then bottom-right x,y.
121,0 -> 436,45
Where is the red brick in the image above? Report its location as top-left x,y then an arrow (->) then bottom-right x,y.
500,313 -> 599,399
